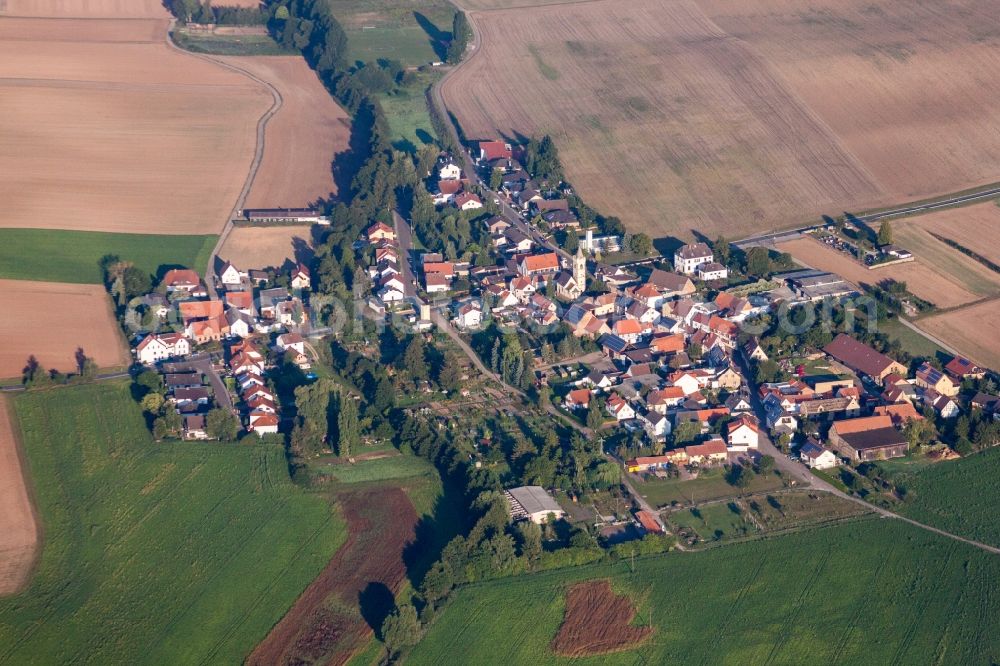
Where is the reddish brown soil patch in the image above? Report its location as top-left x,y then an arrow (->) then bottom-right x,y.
551,579 -> 653,657
248,487 -> 418,666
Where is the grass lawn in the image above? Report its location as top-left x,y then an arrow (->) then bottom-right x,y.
876,316 -> 947,359
377,70 -> 443,151
322,453 -> 439,484
172,30 -> 297,56
669,502 -> 755,541
408,519 -> 1000,664
0,381 -> 345,664
634,468 -> 785,508
0,229 -> 216,284
892,447 -> 1000,548
333,0 -> 455,66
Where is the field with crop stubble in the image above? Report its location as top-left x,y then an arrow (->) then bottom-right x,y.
445,0 -> 1000,240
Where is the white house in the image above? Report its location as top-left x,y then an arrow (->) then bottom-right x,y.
225,309 -> 253,339
641,410 -> 671,441
379,285 -> 406,303
606,394 -> 635,421
801,442 -> 838,469
276,332 -> 306,354
218,261 -> 243,287
696,262 -> 729,281
727,416 -> 761,452
248,410 -> 279,436
454,192 -> 484,211
290,264 -> 311,290
454,301 -> 483,329
438,161 -> 462,180
674,243 -> 714,275
134,332 -> 191,365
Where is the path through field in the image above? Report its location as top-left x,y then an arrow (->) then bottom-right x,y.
0,396 -> 38,595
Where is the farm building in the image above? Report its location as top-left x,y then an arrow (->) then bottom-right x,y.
828,415 -> 908,462
824,334 -> 907,383
504,486 -> 565,524
241,207 -> 324,224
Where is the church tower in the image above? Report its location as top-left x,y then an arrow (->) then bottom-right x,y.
573,244 -> 586,296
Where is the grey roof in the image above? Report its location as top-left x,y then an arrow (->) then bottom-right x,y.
506,486 -> 562,516
675,243 -> 712,260
599,333 -> 630,353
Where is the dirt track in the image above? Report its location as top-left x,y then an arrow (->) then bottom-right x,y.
217,56 -> 351,209
0,396 -> 39,596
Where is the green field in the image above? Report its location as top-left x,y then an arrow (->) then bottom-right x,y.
172,30 -> 297,56
634,468 -> 785,508
330,0 -> 455,66
377,70 -> 443,150
0,381 -> 345,664
892,448 -> 1000,548
0,229 -> 216,284
322,453 -> 438,484
409,519 -> 1000,664
876,316 -> 946,359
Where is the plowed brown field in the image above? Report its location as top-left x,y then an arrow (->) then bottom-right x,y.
0,396 -> 39,596
551,579 -> 652,657
0,280 -> 129,378
0,7 -> 270,234
218,56 -> 351,209
248,488 -> 419,666
446,0 -> 1000,239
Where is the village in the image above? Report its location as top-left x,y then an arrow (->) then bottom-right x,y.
117,134 -> 1000,544
128,257 -> 316,440
360,137 -> 1000,536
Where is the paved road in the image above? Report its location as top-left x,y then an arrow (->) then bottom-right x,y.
732,349 -> 1000,555
391,210 -> 420,300
736,184 -> 1000,249
426,21 -> 570,263
163,353 -> 235,414
164,21 -> 284,296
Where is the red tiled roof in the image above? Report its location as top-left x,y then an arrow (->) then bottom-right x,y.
521,252 -> 560,273
832,415 -> 894,435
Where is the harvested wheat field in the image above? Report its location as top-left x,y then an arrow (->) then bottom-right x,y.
917,298 -> 1000,371
218,56 -> 351,209
0,16 -> 166,41
898,203 -> 1000,268
0,396 -> 39,596
0,280 -> 129,378
220,225 -> 314,269
0,0 -> 165,17
448,0 -> 1000,239
0,8 -> 270,234
777,236 -> 1000,309
551,579 -> 652,657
